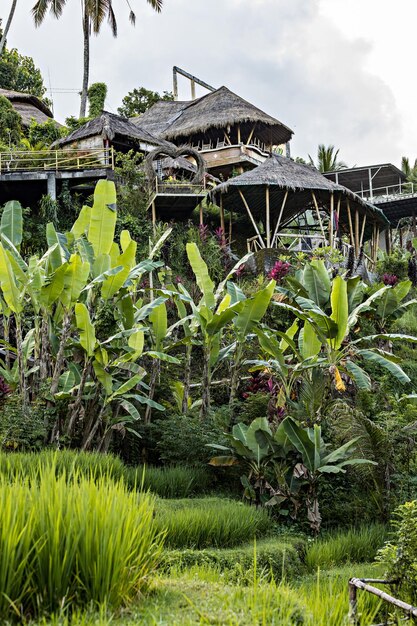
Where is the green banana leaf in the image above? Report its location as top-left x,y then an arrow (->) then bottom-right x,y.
0,201 -> 22,248
88,180 -> 117,257
75,302 -> 97,356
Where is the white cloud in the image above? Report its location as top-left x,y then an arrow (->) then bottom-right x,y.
4,0 -> 404,165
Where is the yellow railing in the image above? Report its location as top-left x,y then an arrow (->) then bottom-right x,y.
154,178 -> 206,195
0,147 -> 114,174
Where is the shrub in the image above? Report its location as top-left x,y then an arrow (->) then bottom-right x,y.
155,497 -> 273,548
155,413 -> 228,466
0,468 -> 163,618
378,501 -> 417,602
305,524 -> 387,571
0,394 -> 48,451
161,538 -> 304,582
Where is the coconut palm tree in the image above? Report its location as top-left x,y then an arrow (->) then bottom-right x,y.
308,144 -> 347,173
32,0 -> 163,117
0,0 -> 18,55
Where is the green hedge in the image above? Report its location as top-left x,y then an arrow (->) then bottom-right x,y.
160,538 -> 304,582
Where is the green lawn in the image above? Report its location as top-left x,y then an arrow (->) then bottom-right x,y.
33,562 -> 384,626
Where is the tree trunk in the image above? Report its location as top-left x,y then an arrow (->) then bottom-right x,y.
79,4 -> 89,118
66,358 -> 90,439
199,344 -> 211,419
144,360 -> 160,424
15,316 -> 28,408
82,404 -> 105,450
50,311 -> 71,397
181,343 -> 192,414
0,0 -> 18,55
3,315 -> 10,372
229,343 -> 243,407
39,314 -> 50,382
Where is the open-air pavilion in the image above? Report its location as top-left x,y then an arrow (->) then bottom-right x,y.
210,155 -> 389,265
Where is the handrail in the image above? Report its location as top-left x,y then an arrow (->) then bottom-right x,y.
349,577 -> 416,625
355,181 -> 416,200
0,148 -> 114,174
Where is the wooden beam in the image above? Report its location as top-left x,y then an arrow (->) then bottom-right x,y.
266,186 -> 271,247
311,192 -> 326,241
329,193 -> 334,248
271,191 -> 288,247
238,189 -> 265,248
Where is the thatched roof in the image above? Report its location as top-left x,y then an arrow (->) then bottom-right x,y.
130,87 -> 293,146
0,88 -> 55,126
210,154 -> 389,234
55,111 -> 172,150
130,101 -> 188,137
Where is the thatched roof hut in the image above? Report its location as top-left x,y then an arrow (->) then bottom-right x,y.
55,111 -> 172,152
131,86 -> 293,149
210,155 -> 388,258
0,88 -> 55,126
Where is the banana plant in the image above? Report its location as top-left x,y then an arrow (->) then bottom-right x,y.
272,273 -> 417,396
279,416 -> 376,534
184,243 -> 249,418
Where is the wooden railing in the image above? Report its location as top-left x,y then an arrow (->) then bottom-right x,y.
349,577 -> 417,625
0,147 -> 114,174
154,178 -> 206,195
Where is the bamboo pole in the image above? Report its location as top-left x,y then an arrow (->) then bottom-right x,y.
247,123 -> 256,145
220,195 -> 225,234
199,203 -> 203,226
354,209 -> 360,255
271,191 -> 288,247
311,192 -> 326,241
346,200 -> 354,247
266,186 -> 271,247
329,193 -> 334,248
238,189 -> 265,248
151,200 -> 156,237
348,578 -> 417,624
237,125 -> 241,144
359,214 -> 367,248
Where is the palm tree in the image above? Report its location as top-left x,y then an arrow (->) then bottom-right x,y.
0,0 -> 18,55
32,0 -> 163,118
308,144 -> 347,173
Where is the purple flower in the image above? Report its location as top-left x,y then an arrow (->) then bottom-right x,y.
382,273 -> 399,286
268,261 -> 291,282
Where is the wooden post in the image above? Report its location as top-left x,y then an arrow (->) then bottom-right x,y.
191,79 -> 196,100
311,192 -> 326,241
238,189 -> 265,248
229,209 -> 233,241
266,186 -> 271,247
199,203 -> 204,226
237,125 -> 241,144
271,191 -> 288,247
348,581 -> 358,625
329,193 -> 334,248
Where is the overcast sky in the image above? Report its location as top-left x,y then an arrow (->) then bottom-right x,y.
4,0 -> 416,167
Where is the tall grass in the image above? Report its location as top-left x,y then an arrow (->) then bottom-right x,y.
155,498 -> 272,549
305,524 -> 387,570
0,467 -> 163,619
0,450 -> 212,497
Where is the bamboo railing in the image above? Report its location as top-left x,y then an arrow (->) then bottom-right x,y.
349,577 -> 417,625
0,147 -> 114,174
